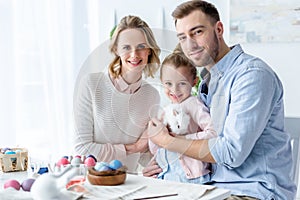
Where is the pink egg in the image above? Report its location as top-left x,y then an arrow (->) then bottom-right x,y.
21,178 -> 35,192
4,179 -> 21,190
57,157 -> 70,167
86,154 -> 97,162
84,157 -> 96,167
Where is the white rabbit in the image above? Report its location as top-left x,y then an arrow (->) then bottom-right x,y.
31,165 -> 82,200
163,104 -> 190,135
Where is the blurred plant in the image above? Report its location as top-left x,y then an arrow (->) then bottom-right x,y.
192,68 -> 201,96
110,25 -> 117,39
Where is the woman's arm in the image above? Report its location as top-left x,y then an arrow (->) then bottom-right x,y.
73,75 -> 127,162
125,129 -> 149,155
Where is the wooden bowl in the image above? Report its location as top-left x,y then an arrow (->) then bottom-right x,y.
87,166 -> 127,186
88,166 -> 127,176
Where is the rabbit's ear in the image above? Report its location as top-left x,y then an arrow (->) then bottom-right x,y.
172,109 -> 178,116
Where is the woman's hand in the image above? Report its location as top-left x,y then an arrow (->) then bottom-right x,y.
125,130 -> 149,155
142,158 -> 162,178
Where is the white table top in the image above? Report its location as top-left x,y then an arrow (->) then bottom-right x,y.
0,171 -> 230,200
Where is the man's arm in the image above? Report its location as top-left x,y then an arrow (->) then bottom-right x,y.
147,118 -> 216,163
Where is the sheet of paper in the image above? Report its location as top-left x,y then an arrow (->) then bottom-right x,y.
82,176 -> 216,200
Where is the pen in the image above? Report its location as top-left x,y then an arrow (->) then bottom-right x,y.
133,193 -> 178,200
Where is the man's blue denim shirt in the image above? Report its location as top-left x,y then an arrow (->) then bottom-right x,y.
199,44 -> 297,200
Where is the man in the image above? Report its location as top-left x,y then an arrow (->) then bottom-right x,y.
145,1 -> 296,199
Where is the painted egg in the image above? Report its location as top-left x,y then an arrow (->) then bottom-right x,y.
4,179 -> 21,190
71,157 -> 82,167
21,178 -> 35,192
84,157 -> 96,167
94,162 -> 109,171
108,160 -> 122,170
98,165 -> 111,171
5,150 -> 16,155
5,150 -> 17,161
86,154 -> 97,162
57,157 -> 70,167
1,147 -> 11,153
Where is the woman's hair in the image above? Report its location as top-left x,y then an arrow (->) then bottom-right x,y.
161,44 -> 197,80
109,15 -> 161,78
172,0 -> 220,26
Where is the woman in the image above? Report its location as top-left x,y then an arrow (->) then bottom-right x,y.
73,15 -> 161,172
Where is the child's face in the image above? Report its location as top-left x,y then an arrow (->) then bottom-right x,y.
161,65 -> 195,103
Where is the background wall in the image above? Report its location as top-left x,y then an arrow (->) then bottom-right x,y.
241,43 -> 300,117
89,0 -> 300,117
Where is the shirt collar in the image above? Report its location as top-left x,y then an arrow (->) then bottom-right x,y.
210,44 -> 244,78
199,44 -> 244,106
113,75 -> 142,94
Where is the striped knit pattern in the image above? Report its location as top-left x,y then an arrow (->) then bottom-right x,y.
73,72 -> 160,167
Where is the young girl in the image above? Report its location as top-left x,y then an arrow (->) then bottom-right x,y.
149,48 -> 216,183
73,15 -> 161,172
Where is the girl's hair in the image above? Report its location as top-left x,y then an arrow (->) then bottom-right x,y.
109,15 -> 161,78
172,0 -> 220,26
161,44 -> 197,80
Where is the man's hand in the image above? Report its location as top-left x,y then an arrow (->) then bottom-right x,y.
147,118 -> 172,148
148,118 -> 215,163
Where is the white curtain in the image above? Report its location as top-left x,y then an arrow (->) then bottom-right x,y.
0,0 -> 170,162
0,0 -> 90,162
0,0 -> 178,163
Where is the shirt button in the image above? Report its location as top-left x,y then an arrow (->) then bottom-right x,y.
186,173 -> 190,176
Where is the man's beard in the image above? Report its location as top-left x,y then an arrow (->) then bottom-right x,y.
191,32 -> 219,68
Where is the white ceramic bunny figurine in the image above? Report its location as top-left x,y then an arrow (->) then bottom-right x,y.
31,165 -> 80,200
163,104 -> 190,135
